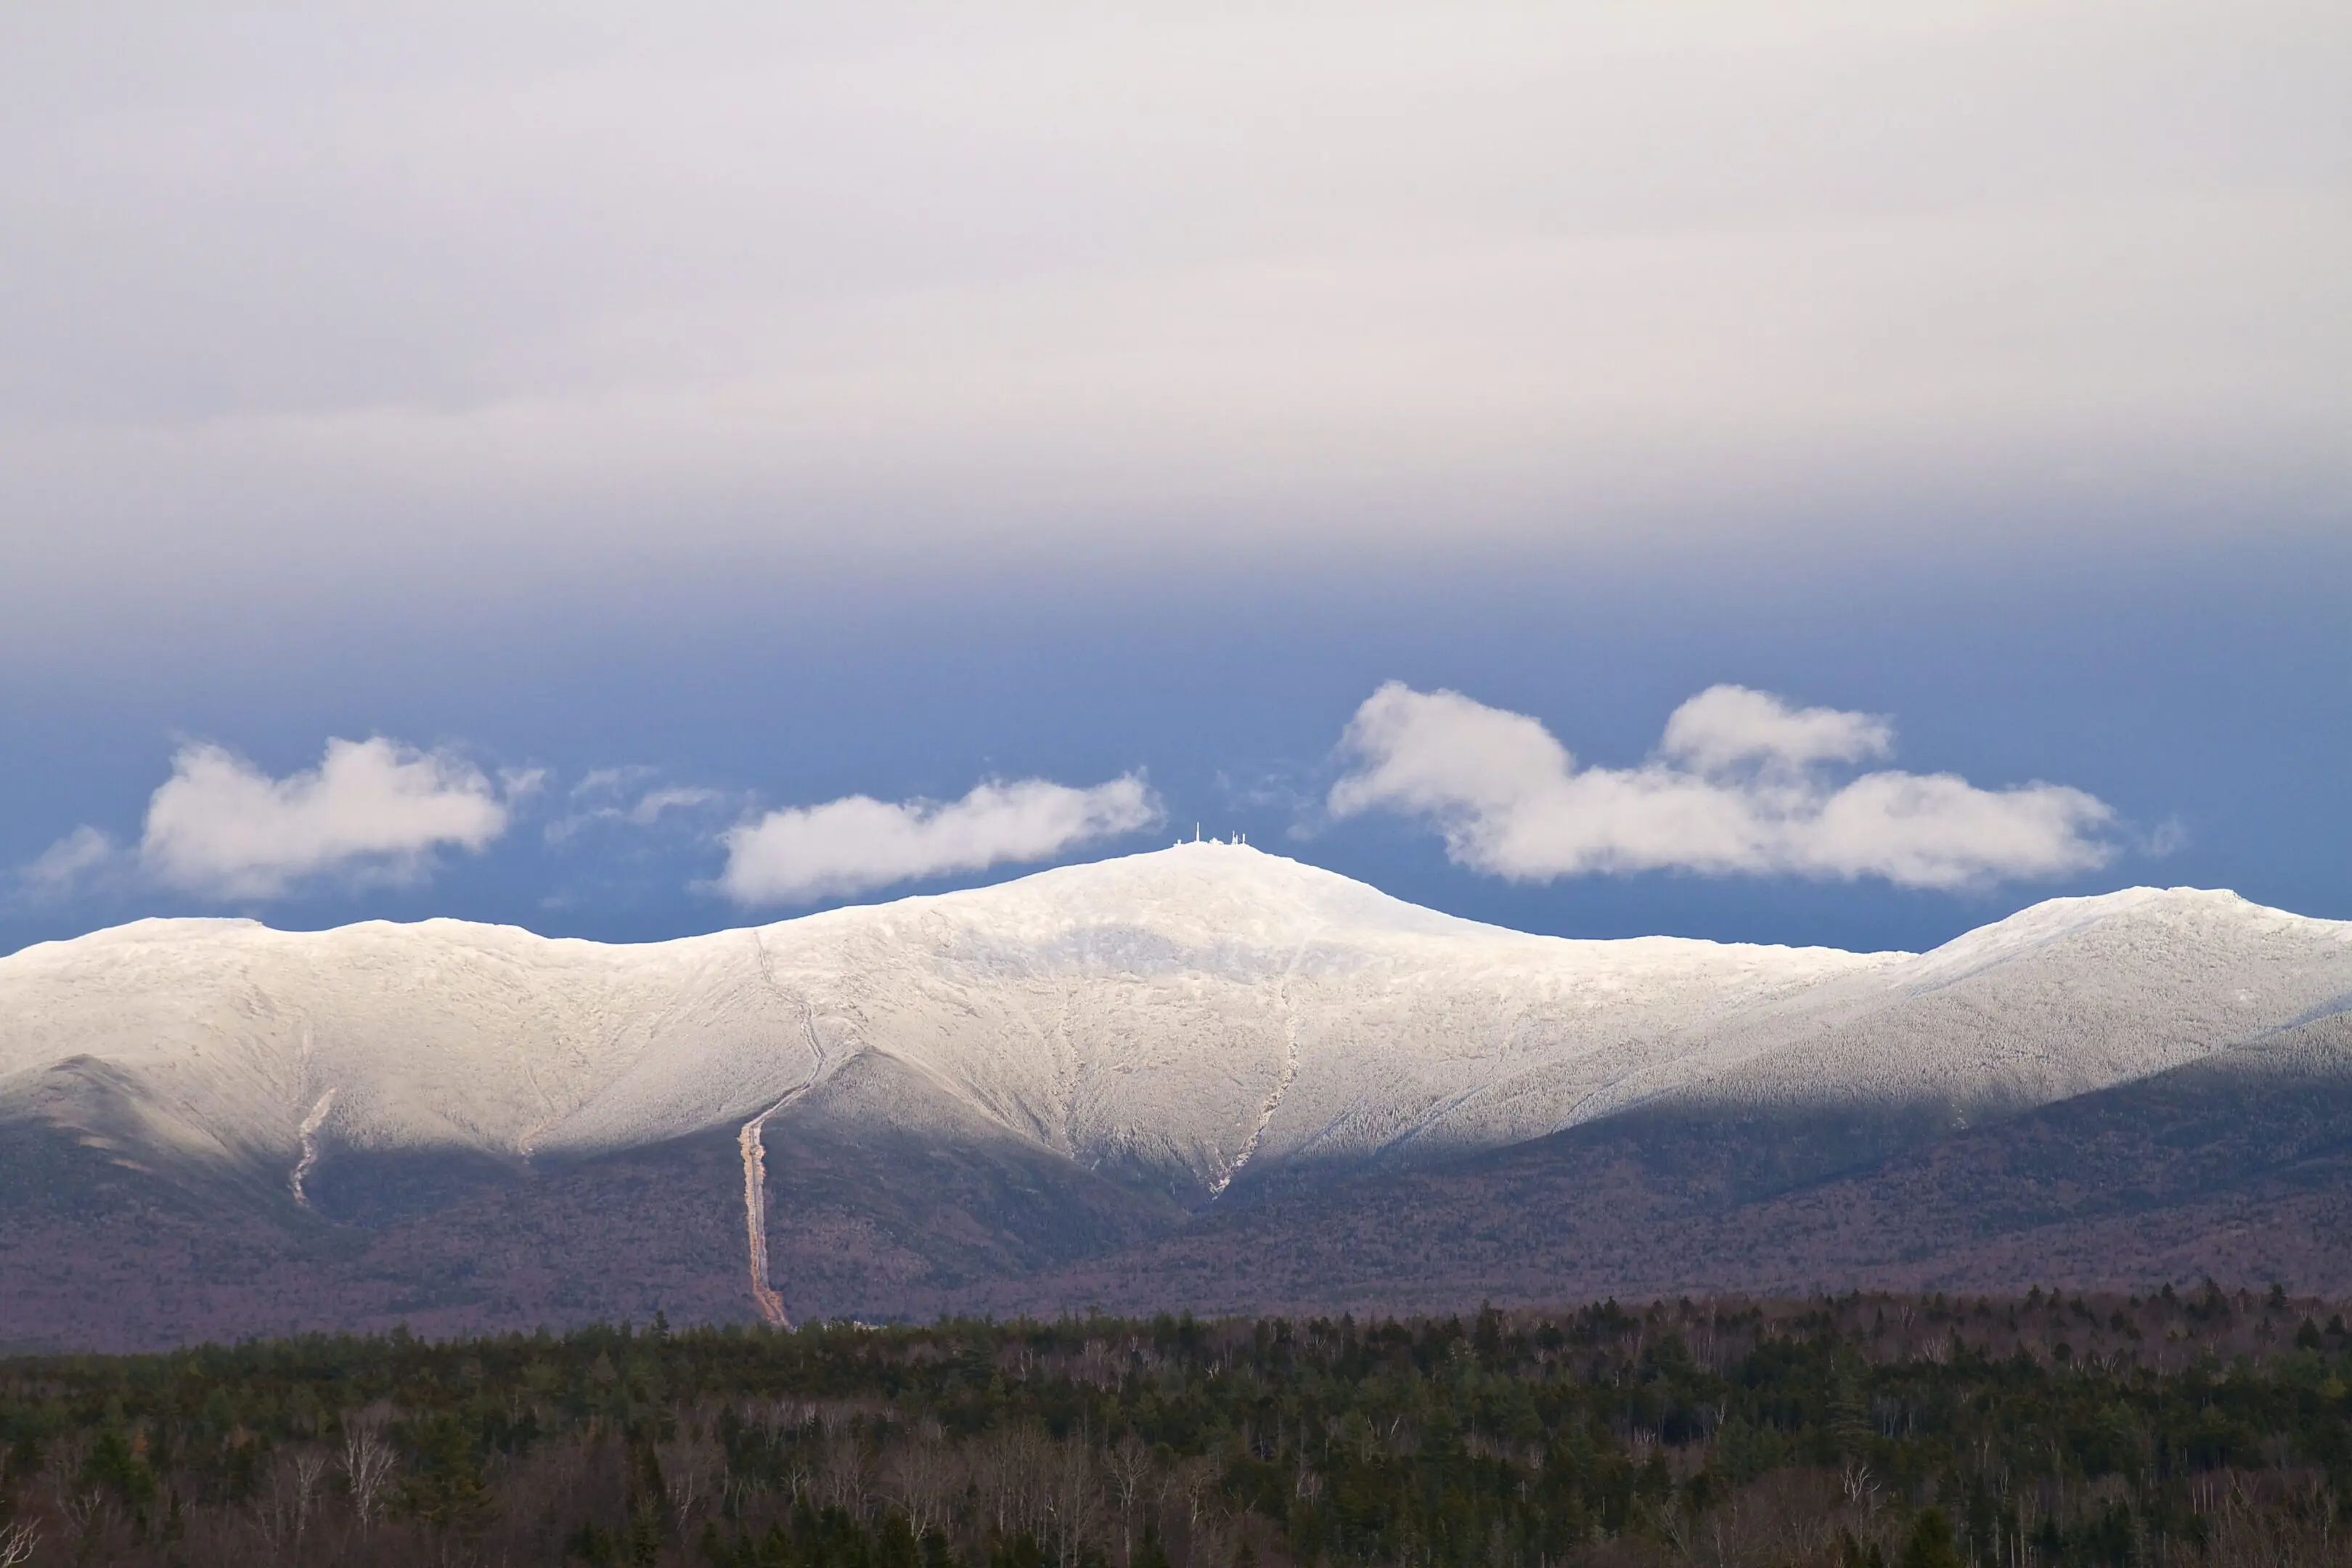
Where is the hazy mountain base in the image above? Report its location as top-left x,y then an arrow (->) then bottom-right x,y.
969,1015 -> 2352,1318
0,1053 -> 1190,1352
0,1116 -> 741,1355
8,1017 -> 2352,1351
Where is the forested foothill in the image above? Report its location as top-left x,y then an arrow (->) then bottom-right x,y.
4,1287 -> 2352,1567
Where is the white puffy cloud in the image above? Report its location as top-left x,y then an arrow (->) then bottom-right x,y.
718,775 -> 1162,906
1330,683 -> 2115,889
141,738 -> 515,898
15,825 -> 125,898
1659,684 -> 1892,773
547,768 -> 735,843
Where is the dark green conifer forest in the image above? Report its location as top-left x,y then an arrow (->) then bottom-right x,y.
4,1287 -> 2350,1567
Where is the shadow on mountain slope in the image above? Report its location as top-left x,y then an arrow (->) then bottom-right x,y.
1,1050 -> 1188,1350
13,1018 -> 2352,1348
948,1015 -> 2352,1318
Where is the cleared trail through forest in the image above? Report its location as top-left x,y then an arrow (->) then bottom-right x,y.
738,1091 -> 806,1327
738,933 -> 838,1328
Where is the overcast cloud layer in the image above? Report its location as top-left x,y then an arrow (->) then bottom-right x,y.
1330,684 -> 2116,889
0,5 -> 2338,952
1,3 -> 2347,647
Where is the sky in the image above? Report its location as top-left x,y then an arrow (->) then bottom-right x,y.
2,2 -> 2347,957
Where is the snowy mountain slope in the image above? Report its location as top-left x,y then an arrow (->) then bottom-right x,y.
1530,888 -> 2352,1133
0,915 -> 812,1170
4,845 -> 2348,1218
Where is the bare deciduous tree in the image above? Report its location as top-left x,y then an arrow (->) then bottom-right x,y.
295,1445 -> 328,1543
1187,1510 -> 1235,1568
976,1424 -> 1053,1542
342,1414 -> 398,1531
1106,1434 -> 1155,1568
1165,1454 -> 1220,1534
251,1445 -> 330,1560
661,1436 -> 724,1536
819,1434 -> 873,1519
54,1471 -> 112,1545
1043,1434 -> 1103,1568
0,1519 -> 38,1568
884,1434 -> 961,1541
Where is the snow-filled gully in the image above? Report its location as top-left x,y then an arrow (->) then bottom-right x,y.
1209,935 -> 1313,1200
289,1089 -> 336,1209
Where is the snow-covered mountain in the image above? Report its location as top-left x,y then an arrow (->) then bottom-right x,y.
8,844 -> 2352,1347
6,844 -> 2348,1210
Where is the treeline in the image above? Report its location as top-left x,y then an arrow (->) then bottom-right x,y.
4,1285 -> 2352,1567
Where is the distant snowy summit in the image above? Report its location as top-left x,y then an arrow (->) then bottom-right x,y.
4,844 -> 2349,1208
